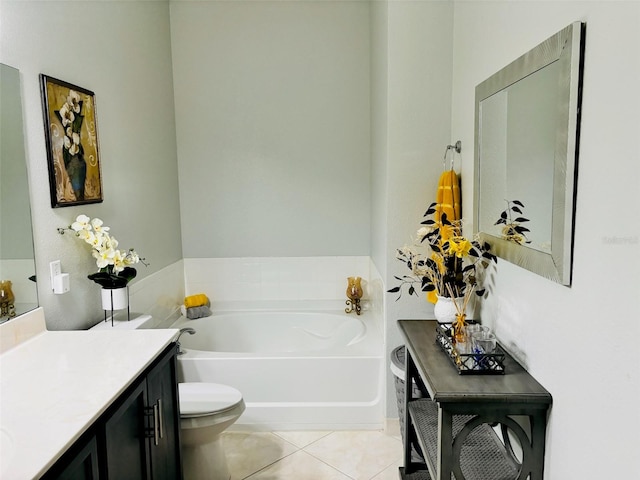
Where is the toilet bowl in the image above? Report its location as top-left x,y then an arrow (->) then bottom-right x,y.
179,382 -> 245,480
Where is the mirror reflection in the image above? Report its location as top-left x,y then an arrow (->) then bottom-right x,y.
474,22 -> 584,285
0,63 -> 38,322
478,60 -> 560,253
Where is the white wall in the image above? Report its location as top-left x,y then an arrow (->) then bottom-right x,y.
370,0 -> 454,417
183,256 -> 371,303
170,0 -> 371,258
0,0 -> 183,329
452,1 -> 640,478
370,0 -> 389,281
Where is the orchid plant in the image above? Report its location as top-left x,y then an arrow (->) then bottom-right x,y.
59,214 -> 146,288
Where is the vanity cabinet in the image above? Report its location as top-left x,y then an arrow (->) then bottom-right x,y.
397,320 -> 552,480
145,345 -> 182,480
43,343 -> 182,480
44,432 -> 100,480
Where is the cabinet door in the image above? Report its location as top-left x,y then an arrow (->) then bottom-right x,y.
42,434 -> 99,480
102,380 -> 150,479
146,345 -> 183,480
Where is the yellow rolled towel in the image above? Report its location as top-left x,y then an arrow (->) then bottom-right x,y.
184,293 -> 209,308
435,169 -> 461,223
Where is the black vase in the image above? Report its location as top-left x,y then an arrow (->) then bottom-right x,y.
66,153 -> 87,201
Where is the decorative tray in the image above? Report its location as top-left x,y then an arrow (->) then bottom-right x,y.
435,323 -> 506,375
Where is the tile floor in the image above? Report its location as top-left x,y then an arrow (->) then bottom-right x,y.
222,428 -> 404,480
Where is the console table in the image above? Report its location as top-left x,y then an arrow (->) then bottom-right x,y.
397,320 -> 552,480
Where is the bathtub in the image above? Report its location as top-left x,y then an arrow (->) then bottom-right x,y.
170,307 -> 384,430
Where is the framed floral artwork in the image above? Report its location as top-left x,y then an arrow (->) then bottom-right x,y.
40,75 -> 103,207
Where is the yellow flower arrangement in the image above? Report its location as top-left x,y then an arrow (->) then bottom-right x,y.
388,202 -> 497,309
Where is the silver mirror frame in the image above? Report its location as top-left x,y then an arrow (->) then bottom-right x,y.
473,22 -> 585,285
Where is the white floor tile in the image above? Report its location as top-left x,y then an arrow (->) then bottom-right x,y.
371,458 -> 403,480
223,429 -> 403,480
245,451 -> 352,480
304,431 -> 403,480
224,432 -> 298,480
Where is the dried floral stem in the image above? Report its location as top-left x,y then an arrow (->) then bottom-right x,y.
445,282 -> 475,315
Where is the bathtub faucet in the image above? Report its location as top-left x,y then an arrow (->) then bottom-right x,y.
176,327 -> 196,355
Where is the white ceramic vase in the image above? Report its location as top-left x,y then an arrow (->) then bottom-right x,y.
101,287 -> 129,311
433,295 -> 462,324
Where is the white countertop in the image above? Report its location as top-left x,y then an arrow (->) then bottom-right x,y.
0,309 -> 178,479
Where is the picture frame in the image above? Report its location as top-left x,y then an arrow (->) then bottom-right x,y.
40,74 -> 103,208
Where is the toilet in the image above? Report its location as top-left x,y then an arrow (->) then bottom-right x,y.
178,382 -> 245,480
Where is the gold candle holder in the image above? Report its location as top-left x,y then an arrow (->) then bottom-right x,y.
0,280 -> 16,319
345,276 -> 363,315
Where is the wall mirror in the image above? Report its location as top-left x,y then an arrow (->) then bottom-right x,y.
0,63 -> 38,322
473,22 -> 585,285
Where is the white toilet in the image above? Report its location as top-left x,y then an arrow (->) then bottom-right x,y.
178,382 -> 245,480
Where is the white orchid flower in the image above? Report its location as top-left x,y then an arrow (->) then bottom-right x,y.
63,133 -> 80,155
90,218 -> 110,234
78,229 -> 94,244
93,247 -> 116,269
86,231 -> 106,249
104,235 -> 118,250
59,103 -> 74,127
67,91 -> 81,113
71,215 -> 91,232
111,250 -> 126,273
68,140 -> 79,155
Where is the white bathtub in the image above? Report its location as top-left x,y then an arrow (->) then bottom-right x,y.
171,308 -> 384,430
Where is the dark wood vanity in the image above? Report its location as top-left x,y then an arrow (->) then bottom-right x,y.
397,320 -> 551,480
41,344 -> 182,480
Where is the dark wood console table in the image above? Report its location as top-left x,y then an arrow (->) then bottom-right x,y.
397,320 -> 552,480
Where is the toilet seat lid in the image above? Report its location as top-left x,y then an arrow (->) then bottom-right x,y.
179,382 -> 243,416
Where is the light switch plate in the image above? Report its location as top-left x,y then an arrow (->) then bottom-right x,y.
49,260 -> 62,291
